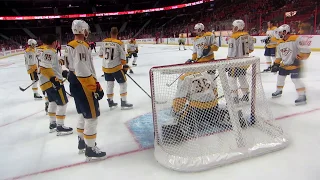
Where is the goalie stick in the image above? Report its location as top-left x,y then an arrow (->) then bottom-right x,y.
126,74 -> 166,104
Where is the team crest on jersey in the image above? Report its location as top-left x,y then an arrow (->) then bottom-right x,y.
280,47 -> 292,56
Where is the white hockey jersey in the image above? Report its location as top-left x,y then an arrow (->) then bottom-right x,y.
227,31 -> 254,58
67,40 -> 98,92
192,32 -> 219,62
275,35 -> 311,70
24,47 -> 37,74
127,42 -> 138,53
38,46 -> 63,91
173,72 -> 218,113
99,38 -> 126,73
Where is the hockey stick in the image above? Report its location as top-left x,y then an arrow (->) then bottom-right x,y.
19,80 -> 38,92
166,74 -> 183,87
126,74 -> 166,104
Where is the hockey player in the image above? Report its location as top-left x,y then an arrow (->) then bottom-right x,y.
178,34 -> 186,50
24,39 -> 42,100
38,34 -> 73,135
126,38 -> 138,66
66,19 -> 106,160
36,41 -> 49,113
227,19 -> 254,103
262,20 -> 278,72
189,23 -> 219,63
271,24 -> 310,105
99,27 -> 133,110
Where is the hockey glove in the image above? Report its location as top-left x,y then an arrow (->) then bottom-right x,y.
271,63 -> 280,72
50,76 -> 61,89
202,45 -> 211,56
123,64 -> 130,74
185,59 -> 195,64
62,70 -> 69,79
94,82 -> 104,100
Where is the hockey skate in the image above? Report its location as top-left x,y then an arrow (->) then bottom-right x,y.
132,63 -> 137,67
121,99 -> 133,110
56,125 -> 73,136
85,146 -> 107,162
49,122 -> 57,133
107,99 -> 118,110
45,102 -> 49,114
34,93 -> 43,100
272,90 -> 282,98
78,136 -> 86,154
129,69 -> 134,74
295,95 -> 307,106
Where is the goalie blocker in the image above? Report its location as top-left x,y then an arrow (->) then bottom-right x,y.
149,56 -> 289,172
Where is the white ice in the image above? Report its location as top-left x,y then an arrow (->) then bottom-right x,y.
0,45 -> 320,180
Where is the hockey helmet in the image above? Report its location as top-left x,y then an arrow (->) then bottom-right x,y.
27,39 -> 37,46
232,19 -> 245,31
194,23 -> 205,33
278,24 -> 290,38
72,19 -> 90,38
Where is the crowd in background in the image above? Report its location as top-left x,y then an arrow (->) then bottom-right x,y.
0,0 -> 319,50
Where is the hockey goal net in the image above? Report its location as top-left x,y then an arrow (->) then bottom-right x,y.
149,57 -> 289,172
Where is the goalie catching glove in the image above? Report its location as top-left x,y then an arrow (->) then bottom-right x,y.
94,82 -> 104,100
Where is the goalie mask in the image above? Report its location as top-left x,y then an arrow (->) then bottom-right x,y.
194,23 -> 205,35
232,19 -> 245,32
72,19 -> 90,38
278,24 -> 290,39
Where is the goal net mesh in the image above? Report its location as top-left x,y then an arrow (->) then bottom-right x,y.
149,57 -> 289,172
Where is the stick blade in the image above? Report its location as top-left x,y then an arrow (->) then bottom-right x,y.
19,86 -> 26,92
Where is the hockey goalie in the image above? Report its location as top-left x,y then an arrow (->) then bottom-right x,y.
161,69 -> 249,145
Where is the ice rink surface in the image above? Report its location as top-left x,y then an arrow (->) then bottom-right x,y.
0,44 -> 320,180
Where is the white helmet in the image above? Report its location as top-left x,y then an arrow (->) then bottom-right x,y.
27,39 -> 37,46
72,19 -> 90,37
273,28 -> 280,39
278,24 -> 290,38
232,19 -> 245,31
194,23 -> 205,32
